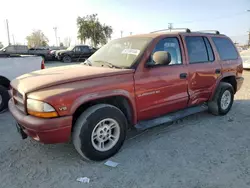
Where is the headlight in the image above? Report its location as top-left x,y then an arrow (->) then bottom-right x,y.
27,99 -> 58,118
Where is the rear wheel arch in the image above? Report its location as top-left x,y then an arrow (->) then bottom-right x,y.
220,76 -> 237,93
210,75 -> 236,101
72,95 -> 135,131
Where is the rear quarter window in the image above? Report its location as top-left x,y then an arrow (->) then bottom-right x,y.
212,37 -> 238,61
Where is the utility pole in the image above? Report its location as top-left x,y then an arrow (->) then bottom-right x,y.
247,10 -> 250,47
53,27 -> 58,46
120,31 -> 123,38
12,34 -> 15,45
6,19 -> 10,45
248,30 -> 250,47
168,23 -> 173,32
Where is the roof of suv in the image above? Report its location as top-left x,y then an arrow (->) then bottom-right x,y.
127,29 -> 225,38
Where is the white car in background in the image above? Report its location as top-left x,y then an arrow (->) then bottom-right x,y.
0,55 -> 45,112
240,49 -> 250,69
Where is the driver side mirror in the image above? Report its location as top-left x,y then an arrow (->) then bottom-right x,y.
152,51 -> 171,66
145,51 -> 172,68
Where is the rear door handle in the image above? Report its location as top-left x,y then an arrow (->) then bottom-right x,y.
180,73 -> 187,79
215,69 -> 221,74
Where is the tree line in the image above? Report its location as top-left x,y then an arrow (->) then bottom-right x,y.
25,14 -> 113,48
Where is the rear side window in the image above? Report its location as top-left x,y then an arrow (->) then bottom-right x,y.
185,36 -> 209,63
212,37 -> 238,60
81,46 -> 90,53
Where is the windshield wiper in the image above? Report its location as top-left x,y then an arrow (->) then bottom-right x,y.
94,60 -> 123,69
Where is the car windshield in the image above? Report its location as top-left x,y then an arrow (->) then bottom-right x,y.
0,46 -> 7,51
67,46 -> 75,51
87,37 -> 152,68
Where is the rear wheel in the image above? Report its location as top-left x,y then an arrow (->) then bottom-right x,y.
208,82 -> 234,116
73,104 -> 127,161
0,85 -> 10,113
62,55 -> 72,63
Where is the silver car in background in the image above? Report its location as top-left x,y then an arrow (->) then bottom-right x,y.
241,49 -> 250,69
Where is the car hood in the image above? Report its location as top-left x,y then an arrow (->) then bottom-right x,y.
11,65 -> 134,94
55,50 -> 69,55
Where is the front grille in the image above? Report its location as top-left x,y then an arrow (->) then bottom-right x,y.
12,89 -> 25,113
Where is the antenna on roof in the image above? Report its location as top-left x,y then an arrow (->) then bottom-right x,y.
150,28 -> 191,33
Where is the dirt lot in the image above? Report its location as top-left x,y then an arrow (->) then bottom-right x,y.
1,64 -> 250,188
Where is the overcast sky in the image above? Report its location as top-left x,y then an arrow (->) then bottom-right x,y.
0,0 -> 249,46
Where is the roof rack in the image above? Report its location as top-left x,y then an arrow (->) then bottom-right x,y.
150,28 -> 191,33
196,30 -> 220,35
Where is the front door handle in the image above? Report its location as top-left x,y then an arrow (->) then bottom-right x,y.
180,73 -> 187,79
215,69 -> 221,74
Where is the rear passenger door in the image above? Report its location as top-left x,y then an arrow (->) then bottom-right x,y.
182,35 -> 222,106
81,46 -> 92,58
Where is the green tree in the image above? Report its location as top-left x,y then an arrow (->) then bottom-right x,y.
77,14 -> 113,47
101,24 -> 113,45
26,30 -> 49,48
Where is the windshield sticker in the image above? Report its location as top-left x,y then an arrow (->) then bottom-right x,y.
122,49 -> 140,55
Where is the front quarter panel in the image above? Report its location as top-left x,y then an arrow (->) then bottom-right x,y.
27,73 -> 137,122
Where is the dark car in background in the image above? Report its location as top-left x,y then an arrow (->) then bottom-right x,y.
55,45 -> 96,63
0,45 -> 53,61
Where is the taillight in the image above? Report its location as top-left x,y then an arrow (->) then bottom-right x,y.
41,60 -> 45,69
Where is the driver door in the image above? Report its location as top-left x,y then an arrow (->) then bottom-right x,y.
134,36 -> 189,121
73,46 -> 81,59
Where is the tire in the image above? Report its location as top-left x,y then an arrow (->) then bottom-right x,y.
0,85 -> 10,113
62,55 -> 72,63
208,82 -> 234,116
72,104 -> 127,161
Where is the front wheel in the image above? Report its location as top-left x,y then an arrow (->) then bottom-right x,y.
208,82 -> 234,116
73,104 -> 127,161
62,55 -> 72,63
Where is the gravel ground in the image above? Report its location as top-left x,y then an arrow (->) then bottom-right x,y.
1,64 -> 250,188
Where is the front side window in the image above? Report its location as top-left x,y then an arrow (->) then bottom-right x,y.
186,36 -> 208,63
75,47 -> 81,52
147,37 -> 182,66
212,37 -> 238,61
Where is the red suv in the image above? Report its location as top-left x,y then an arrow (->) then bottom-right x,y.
9,29 -> 244,161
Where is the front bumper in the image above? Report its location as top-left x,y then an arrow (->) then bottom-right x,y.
8,99 -> 72,144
